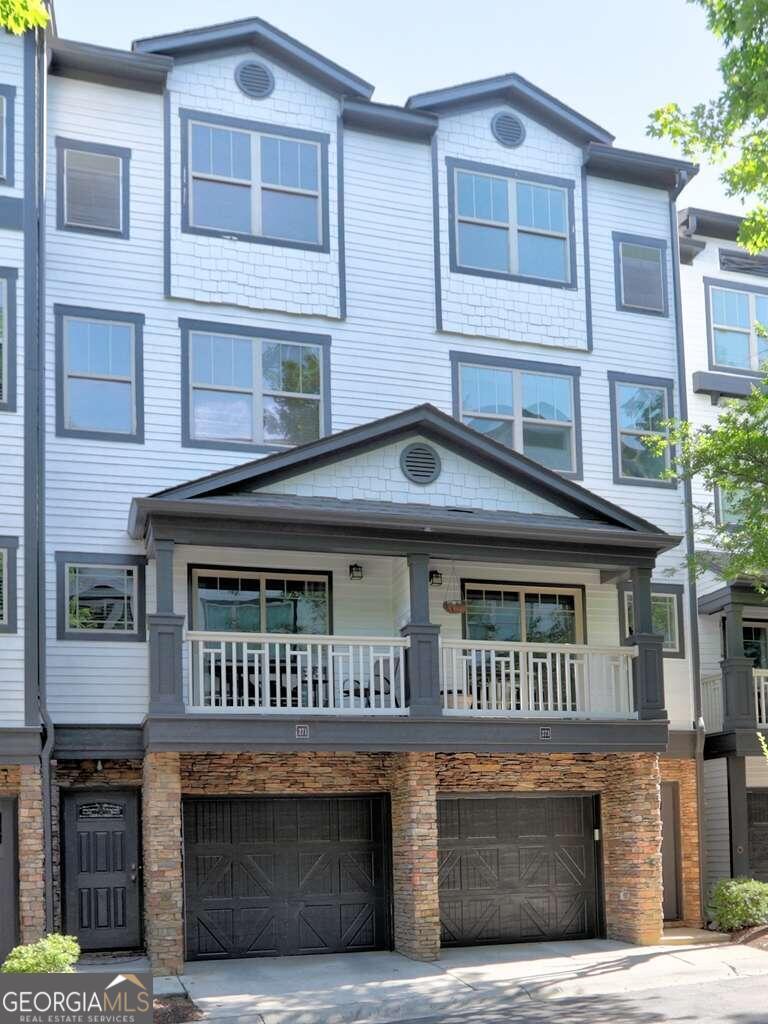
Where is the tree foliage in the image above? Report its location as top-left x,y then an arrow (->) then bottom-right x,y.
649,0 -> 768,251
0,0 -> 48,35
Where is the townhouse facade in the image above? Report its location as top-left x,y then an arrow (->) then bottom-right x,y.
679,207 -> 768,894
0,12 -> 715,973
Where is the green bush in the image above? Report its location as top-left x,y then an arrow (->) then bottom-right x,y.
1,934 -> 80,973
708,877 -> 768,932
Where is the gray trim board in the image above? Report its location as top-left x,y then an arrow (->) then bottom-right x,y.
49,38 -> 172,94
449,349 -> 584,480
617,581 -> 686,659
607,371 -> 677,489
703,276 -> 768,379
666,730 -> 698,758
144,713 -> 668,754
133,17 -> 374,100
179,109 -> 330,254
0,84 -> 15,187
406,73 -> 614,146
336,113 -> 346,319
0,727 -> 42,762
162,89 -> 171,298
584,144 -> 698,198
0,536 -> 18,634
55,551 -> 147,643
719,248 -> 768,277
0,197 -> 24,231
0,267 -> 18,412
679,207 -> 742,243
698,581 -> 768,615
679,237 -> 706,265
53,725 -> 144,760
54,303 -> 145,444
705,728 -> 768,758
612,232 -> 669,317
341,99 -> 437,143
178,317 -> 332,454
143,403 -> 668,537
55,137 -> 131,239
430,136 -> 442,331
692,371 -> 756,402
581,166 -> 593,351
446,157 -> 577,290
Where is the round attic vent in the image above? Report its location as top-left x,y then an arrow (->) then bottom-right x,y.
491,112 -> 525,148
235,61 -> 275,99
400,442 -> 441,485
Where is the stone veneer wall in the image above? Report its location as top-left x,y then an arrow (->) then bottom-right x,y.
143,753 -> 184,976
0,763 -> 46,945
435,752 -> 664,945
659,757 -> 702,928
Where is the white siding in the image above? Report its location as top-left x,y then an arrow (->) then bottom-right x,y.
746,755 -> 768,789
703,757 -> 732,896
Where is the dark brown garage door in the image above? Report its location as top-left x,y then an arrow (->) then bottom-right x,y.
183,796 -> 391,960
438,795 -> 600,946
748,790 -> 768,882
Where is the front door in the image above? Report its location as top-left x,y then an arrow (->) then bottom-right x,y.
0,797 -> 18,963
63,791 -> 142,951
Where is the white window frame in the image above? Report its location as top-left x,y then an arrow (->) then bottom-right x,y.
710,284 -> 768,372
64,561 -> 139,636
188,120 -> 323,244
188,330 -> 323,448
624,591 -> 680,655
462,582 -> 585,644
453,167 -> 571,282
62,315 -> 137,436
617,240 -> 665,313
191,567 -> 331,634
612,379 -> 671,482
63,147 -> 123,234
457,361 -> 577,473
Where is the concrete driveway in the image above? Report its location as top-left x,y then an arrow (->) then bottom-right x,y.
171,938 -> 768,1024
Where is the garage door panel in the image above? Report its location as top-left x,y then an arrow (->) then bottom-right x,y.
438,795 -> 599,947
748,790 -> 768,882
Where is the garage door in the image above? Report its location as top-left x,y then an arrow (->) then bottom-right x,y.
183,796 -> 391,960
748,790 -> 768,882
438,795 -> 600,946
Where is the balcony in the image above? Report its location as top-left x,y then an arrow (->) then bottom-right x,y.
702,669 -> 768,734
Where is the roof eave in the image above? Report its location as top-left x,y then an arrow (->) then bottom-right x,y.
678,206 -> 743,242
584,143 -> 698,197
49,37 -> 172,94
341,98 -> 438,143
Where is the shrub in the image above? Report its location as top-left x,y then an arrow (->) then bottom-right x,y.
708,877 -> 768,932
1,934 -> 80,973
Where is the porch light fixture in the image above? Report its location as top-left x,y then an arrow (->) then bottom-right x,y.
429,570 -> 444,587
348,563 -> 364,581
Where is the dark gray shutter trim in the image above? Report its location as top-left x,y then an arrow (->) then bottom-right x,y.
235,61 -> 275,99
400,442 -> 441,485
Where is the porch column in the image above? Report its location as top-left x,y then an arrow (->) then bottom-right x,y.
148,540 -> 185,715
400,553 -> 442,718
143,752 -> 184,975
722,603 -> 757,731
630,567 -> 667,720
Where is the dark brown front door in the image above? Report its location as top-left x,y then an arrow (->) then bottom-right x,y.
748,789 -> 768,882
438,794 -> 600,946
0,797 -> 18,963
183,795 -> 391,960
661,781 -> 681,921
63,791 -> 142,951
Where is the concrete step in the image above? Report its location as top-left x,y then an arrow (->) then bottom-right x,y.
660,927 -> 730,946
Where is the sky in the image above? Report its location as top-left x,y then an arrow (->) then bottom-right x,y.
52,0 -> 741,215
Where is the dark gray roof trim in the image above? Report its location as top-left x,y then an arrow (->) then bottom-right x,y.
49,38 -> 172,94
698,580 -> 768,615
679,237 -> 706,265
143,404 -> 665,537
132,17 -> 373,99
341,99 -> 438,142
679,207 -> 743,242
405,73 -> 614,146
584,144 -> 698,198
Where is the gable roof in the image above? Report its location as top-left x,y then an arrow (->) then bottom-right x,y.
405,73 -> 614,146
146,404 -> 664,536
132,16 -> 374,99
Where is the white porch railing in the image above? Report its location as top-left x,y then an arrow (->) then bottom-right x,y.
755,669 -> 768,728
187,632 -> 409,714
701,673 -> 724,734
440,640 -> 637,717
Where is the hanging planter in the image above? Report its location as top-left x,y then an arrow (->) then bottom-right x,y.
442,561 -> 466,614
443,600 -> 466,615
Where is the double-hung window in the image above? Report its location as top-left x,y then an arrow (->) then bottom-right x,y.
623,588 -> 683,657
0,85 -> 15,187
56,307 -> 144,442
455,356 -> 580,474
56,138 -> 130,237
57,553 -> 146,641
716,486 -> 746,526
451,161 -> 572,284
609,373 -> 672,484
183,321 -> 327,449
0,268 -> 15,412
614,234 -> 667,315
708,281 -> 768,372
0,537 -> 17,633
186,115 -> 325,247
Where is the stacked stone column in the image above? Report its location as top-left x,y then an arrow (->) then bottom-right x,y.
142,752 -> 184,975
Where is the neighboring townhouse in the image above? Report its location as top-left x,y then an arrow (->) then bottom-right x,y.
0,12 -> 706,972
679,207 -> 768,894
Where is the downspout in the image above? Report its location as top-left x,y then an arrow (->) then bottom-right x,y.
668,177 -> 707,922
